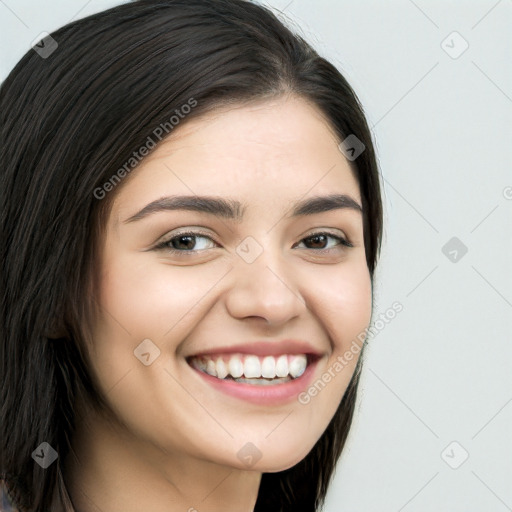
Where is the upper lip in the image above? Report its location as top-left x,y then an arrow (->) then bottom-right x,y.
187,339 -> 324,358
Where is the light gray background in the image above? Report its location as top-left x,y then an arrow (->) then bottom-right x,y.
1,1 -> 511,510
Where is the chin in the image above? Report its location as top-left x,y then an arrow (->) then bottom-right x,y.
249,447 -> 315,473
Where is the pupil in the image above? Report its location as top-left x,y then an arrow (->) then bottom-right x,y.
173,235 -> 195,250
308,235 -> 326,248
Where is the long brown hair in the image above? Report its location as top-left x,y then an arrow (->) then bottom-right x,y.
0,1 -> 383,510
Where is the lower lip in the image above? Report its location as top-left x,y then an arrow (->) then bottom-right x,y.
188,357 -> 319,405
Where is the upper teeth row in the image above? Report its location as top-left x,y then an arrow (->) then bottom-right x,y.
190,354 -> 308,379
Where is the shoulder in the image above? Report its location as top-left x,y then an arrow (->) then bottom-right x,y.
0,480 -> 21,512
0,475 -> 76,512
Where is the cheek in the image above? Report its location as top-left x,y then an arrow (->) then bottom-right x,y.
291,263 -> 371,440
303,258 -> 372,350
97,252 -> 220,338
89,252 -> 231,387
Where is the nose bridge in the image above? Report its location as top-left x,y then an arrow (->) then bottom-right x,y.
225,236 -> 305,323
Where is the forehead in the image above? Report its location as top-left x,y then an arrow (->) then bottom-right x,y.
111,95 -> 361,224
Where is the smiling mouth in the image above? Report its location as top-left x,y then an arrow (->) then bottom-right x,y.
187,353 -> 318,386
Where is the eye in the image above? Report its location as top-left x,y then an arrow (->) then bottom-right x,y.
294,231 -> 353,252
153,229 -> 353,256
154,231 -> 218,255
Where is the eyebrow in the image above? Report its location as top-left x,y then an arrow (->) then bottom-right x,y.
123,193 -> 362,224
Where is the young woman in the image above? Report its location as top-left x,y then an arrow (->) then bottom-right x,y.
0,0 -> 383,510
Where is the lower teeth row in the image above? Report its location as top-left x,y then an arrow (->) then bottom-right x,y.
228,376 -> 292,386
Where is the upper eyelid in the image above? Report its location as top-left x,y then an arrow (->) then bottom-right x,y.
151,230 -> 218,252
156,229 -> 217,245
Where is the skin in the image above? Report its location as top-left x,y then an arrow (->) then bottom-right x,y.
65,93 -> 372,512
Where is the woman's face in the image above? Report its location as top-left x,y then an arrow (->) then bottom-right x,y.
89,94 -> 372,472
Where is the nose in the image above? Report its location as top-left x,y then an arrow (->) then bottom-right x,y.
224,247 -> 305,327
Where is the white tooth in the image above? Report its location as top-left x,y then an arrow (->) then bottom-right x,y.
206,359 -> 217,377
275,355 -> 289,378
234,376 -> 291,386
289,355 -> 307,378
243,355 -> 261,378
228,355 -> 243,378
216,358 -> 228,379
261,356 -> 276,378
195,358 -> 207,372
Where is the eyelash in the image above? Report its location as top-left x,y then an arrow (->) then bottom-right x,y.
153,230 -> 353,256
